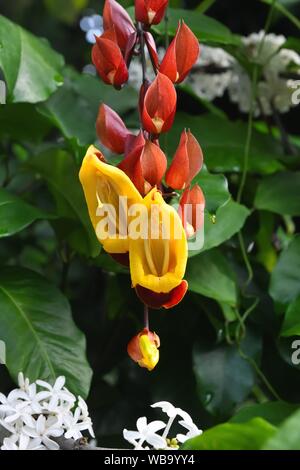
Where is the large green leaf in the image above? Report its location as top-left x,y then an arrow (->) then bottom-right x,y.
270,236 -> 300,305
194,166 -> 230,214
168,113 -> 284,174
39,67 -> 138,149
193,330 -> 261,416
230,401 -> 299,426
183,418 -> 276,450
0,104 -> 51,142
255,172 -> 300,216
0,188 -> 49,238
281,297 -> 300,337
152,7 -> 240,45
187,249 -> 237,305
0,15 -> 64,103
264,410 -> 300,450
28,149 -> 100,257
0,267 -> 92,397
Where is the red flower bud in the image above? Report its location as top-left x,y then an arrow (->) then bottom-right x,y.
103,0 -> 136,51
127,328 -> 160,371
141,72 -> 177,134
118,133 -> 167,195
179,185 -> 205,237
135,0 -> 169,25
160,21 -> 200,83
92,28 -> 129,87
144,32 -> 159,70
136,280 -> 188,309
96,104 -> 130,154
165,130 -> 203,190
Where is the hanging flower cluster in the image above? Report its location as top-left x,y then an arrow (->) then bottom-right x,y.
79,0 -> 205,371
0,374 -> 94,451
123,401 -> 202,449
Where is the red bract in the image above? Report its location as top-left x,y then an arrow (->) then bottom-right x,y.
103,0 -> 136,51
135,280 -> 188,309
118,133 -> 167,195
135,0 -> 169,25
160,21 -> 200,83
179,185 -> 205,237
141,72 -> 177,134
144,32 -> 159,70
96,104 -> 130,154
166,129 -> 203,189
92,28 -> 128,87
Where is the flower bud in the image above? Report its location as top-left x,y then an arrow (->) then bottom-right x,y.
160,21 -> 200,83
96,104 -> 130,154
103,0 -> 136,51
135,0 -> 169,25
118,133 -> 167,195
127,328 -> 160,371
165,130 -> 203,190
141,72 -> 177,134
179,185 -> 205,237
92,28 -> 128,87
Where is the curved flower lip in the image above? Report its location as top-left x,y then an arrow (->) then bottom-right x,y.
129,188 -> 188,294
135,0 -> 169,26
142,72 -> 177,134
160,21 -> 200,83
103,0 -> 136,51
136,280 -> 188,309
79,145 -> 143,254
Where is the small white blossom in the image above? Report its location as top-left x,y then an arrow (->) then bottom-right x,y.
80,14 -> 103,44
123,417 -> 166,450
1,434 -> 46,451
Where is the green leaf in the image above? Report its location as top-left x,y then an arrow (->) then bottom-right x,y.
231,401 -> 299,426
264,410 -> 300,450
0,104 -> 51,142
190,199 -> 250,256
270,236 -> 300,305
168,113 -> 284,174
260,0 -> 300,29
183,418 -> 276,450
193,330 -> 261,416
0,188 -> 49,238
194,165 -> 230,214
281,297 -> 300,337
255,172 -> 300,216
187,249 -> 237,305
153,8 -> 240,46
39,67 -> 138,149
0,15 -> 64,103
0,267 -> 92,397
28,149 -> 100,258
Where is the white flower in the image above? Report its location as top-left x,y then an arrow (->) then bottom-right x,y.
176,415 -> 202,444
22,415 -> 63,450
36,376 -> 76,412
1,434 -> 46,451
151,401 -> 191,421
123,417 -> 166,450
80,14 -> 103,44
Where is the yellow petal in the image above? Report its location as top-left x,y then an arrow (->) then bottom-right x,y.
129,188 -> 188,293
138,334 -> 159,371
79,145 -> 143,253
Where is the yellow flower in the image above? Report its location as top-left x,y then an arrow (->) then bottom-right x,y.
79,145 -> 142,254
129,188 -> 188,294
127,328 -> 160,371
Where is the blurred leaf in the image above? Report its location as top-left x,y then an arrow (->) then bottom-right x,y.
189,200 -> 250,256
193,330 -> 261,416
152,8 -> 240,45
281,297 -> 300,337
168,113 -> 284,174
0,267 -> 92,397
264,410 -> 300,450
44,0 -> 88,24
39,67 -> 138,150
231,401 -> 299,426
256,212 -> 277,272
0,188 -> 49,238
255,172 -> 300,216
187,249 -> 237,305
28,149 -> 100,257
0,104 -> 51,142
196,0 -> 216,14
270,236 -> 300,305
0,15 -> 64,103
194,166 -> 230,214
183,418 -> 276,450
261,0 -> 300,29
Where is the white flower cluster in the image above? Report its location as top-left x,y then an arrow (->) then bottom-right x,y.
80,14 -> 103,44
123,401 -> 202,450
187,32 -> 300,116
0,373 -> 94,450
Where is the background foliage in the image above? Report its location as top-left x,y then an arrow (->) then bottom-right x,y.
0,0 -> 300,449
